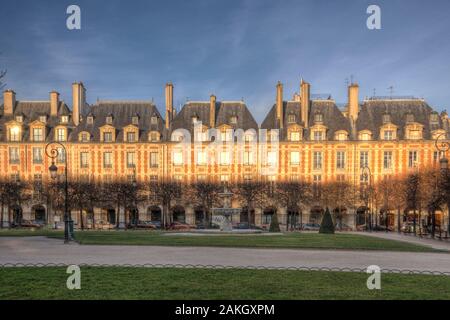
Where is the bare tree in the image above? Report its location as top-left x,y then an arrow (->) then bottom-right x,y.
0,59 -> 6,90
148,179 -> 182,229
187,181 -> 222,227
404,172 -> 421,235
320,181 -> 354,229
234,181 -> 267,225
276,181 -> 311,230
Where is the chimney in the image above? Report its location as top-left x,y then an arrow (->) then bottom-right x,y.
165,82 -> 173,129
3,89 -> 16,115
72,82 -> 86,126
348,83 -> 359,122
210,94 -> 216,128
50,91 -> 59,116
300,79 -> 310,128
276,81 -> 283,128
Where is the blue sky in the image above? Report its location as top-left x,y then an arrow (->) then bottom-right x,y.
1,0 -> 450,122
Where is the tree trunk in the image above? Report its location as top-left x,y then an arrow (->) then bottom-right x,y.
116,201 -> 120,229
79,209 -> 84,230
0,201 -> 4,229
8,206 -> 11,229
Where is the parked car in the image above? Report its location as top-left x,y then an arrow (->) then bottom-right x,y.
149,221 -> 161,229
401,223 -> 415,233
134,221 -> 157,229
335,223 -> 353,231
15,220 -> 43,229
302,223 -> 320,231
169,221 -> 192,230
233,222 -> 263,230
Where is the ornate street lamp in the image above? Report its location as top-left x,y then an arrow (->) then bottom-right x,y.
361,165 -> 372,232
435,133 -> 450,234
45,142 -> 73,243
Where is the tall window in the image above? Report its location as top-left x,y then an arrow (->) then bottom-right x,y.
103,132 -> 113,142
433,151 -> 440,164
173,151 -> 183,165
80,152 -> 89,168
336,151 -> 346,170
267,151 -> 277,166
56,128 -> 66,142
56,147 -> 66,163
360,151 -> 369,168
103,152 -> 112,168
383,151 -> 393,170
150,152 -> 158,168
290,151 -> 300,165
313,175 -> 322,198
288,114 -> 296,123
313,151 -> 322,170
408,151 -> 418,168
9,147 -> 20,164
383,130 -> 393,141
220,151 -> 231,165
126,152 -> 136,168
196,151 -> 206,165
243,151 -> 253,165
33,128 -> 44,142
32,147 -> 43,164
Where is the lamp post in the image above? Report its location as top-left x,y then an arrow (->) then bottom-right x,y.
45,142 -> 73,243
435,133 -> 450,234
361,165 -> 372,232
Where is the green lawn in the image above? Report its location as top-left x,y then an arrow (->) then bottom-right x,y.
0,229 -> 438,252
0,267 -> 449,300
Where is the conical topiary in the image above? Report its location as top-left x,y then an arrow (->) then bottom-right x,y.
319,207 -> 335,234
269,213 -> 281,232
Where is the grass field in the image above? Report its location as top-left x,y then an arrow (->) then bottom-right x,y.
0,229 -> 438,252
0,267 -> 449,300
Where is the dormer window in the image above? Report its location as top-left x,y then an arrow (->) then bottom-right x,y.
132,116 -> 139,125
106,115 -> 113,125
406,113 -> 414,123
313,130 -> 324,141
335,131 -> 348,141
230,116 -> 238,125
39,116 -> 47,123
15,115 -> 23,123
61,116 -> 69,123
430,113 -> 439,123
150,132 -> 159,142
384,130 -> 393,141
80,132 -> 90,142
314,113 -> 323,123
55,127 -> 66,142
151,116 -> 158,125
383,114 -> 391,124
87,116 -> 94,125
126,132 -> 136,143
9,126 -> 21,142
290,131 -> 301,141
359,132 -> 371,141
288,114 -> 296,124
192,115 -> 199,124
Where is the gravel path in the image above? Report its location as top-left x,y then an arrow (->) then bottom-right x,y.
1,237 -> 450,273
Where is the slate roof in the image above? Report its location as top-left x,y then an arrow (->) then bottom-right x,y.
0,100 -> 73,142
171,100 -> 258,135
70,101 -> 165,142
261,99 -> 351,140
356,99 -> 446,139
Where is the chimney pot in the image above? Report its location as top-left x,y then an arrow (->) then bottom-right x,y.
3,89 -> 16,115
50,91 -> 59,117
